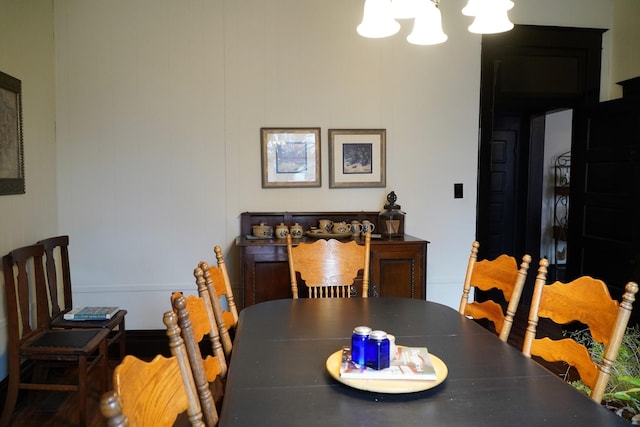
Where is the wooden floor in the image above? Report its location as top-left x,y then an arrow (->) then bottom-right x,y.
6,360 -> 117,427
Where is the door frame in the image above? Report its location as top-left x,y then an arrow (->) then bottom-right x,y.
476,25 -> 604,301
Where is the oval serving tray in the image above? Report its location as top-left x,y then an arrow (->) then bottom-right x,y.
325,348 -> 448,394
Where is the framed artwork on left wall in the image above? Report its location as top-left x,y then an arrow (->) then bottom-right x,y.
0,70 -> 24,195
261,127 -> 321,188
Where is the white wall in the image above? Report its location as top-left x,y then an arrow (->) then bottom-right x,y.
0,0 -> 629,380
53,0 -> 617,325
54,0 -> 228,330
610,0 -> 640,98
0,0 -> 56,380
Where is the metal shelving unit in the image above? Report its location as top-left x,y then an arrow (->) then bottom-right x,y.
552,152 -> 570,281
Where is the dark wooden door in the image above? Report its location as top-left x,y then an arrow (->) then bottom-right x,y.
569,87 -> 640,325
479,111 -> 546,260
477,115 -> 518,260
477,110 -> 545,306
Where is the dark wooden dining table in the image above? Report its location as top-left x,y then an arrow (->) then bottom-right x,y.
219,297 -> 628,426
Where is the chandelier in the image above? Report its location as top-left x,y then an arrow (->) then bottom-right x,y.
357,0 -> 515,45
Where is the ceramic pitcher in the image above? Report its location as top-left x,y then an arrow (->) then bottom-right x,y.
361,220 -> 375,236
350,220 -> 363,237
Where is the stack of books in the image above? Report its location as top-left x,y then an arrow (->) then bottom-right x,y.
340,346 -> 437,380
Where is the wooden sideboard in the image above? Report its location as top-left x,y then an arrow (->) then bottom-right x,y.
236,212 -> 429,307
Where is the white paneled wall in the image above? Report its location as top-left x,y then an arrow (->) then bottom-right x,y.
0,0 -> 57,381
611,0 -> 640,98
54,0 -> 227,328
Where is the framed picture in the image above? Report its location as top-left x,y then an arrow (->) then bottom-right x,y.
329,129 -> 386,188
0,71 -> 24,195
261,128 -> 321,188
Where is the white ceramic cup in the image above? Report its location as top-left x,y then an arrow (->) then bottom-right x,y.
350,221 -> 363,237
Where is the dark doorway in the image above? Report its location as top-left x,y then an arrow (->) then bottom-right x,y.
477,110 -> 545,263
476,25 -> 605,305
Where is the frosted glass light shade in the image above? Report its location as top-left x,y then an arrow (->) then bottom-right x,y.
468,7 -> 514,34
462,0 -> 514,17
462,0 -> 483,16
391,0 -> 420,19
357,0 -> 401,38
407,1 -> 447,45
462,0 -> 513,16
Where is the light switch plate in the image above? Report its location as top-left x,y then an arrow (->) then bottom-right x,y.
454,183 -> 463,199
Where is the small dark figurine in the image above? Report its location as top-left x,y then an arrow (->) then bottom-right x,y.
379,191 -> 405,237
387,191 -> 398,206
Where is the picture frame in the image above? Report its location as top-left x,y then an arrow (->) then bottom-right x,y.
329,129 -> 386,188
261,128 -> 321,188
0,71 -> 25,195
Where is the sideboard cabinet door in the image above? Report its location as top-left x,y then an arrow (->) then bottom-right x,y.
370,241 -> 426,299
240,244 -> 290,307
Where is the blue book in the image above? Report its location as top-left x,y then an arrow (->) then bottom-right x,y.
63,306 -> 119,321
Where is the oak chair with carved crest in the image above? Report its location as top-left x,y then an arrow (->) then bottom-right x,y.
286,232 -> 371,299
100,310 -> 211,426
458,241 -> 532,342
522,258 -> 638,403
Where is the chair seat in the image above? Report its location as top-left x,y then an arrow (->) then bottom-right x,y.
23,328 -> 111,355
51,309 -> 127,329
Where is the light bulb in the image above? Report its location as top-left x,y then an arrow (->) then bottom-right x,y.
407,0 -> 448,45
357,0 -> 401,38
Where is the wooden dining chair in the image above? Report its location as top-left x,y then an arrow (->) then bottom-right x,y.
38,235 -> 128,360
171,288 -> 228,380
208,245 -> 239,330
171,292 -> 221,426
2,243 -> 110,427
458,241 -> 532,342
200,258 -> 235,359
522,258 -> 638,403
286,233 -> 371,299
100,310 -> 208,427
